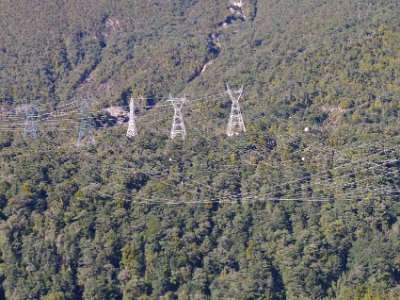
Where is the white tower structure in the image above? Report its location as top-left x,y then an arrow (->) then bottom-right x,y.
76,98 -> 95,147
168,96 -> 187,140
226,85 -> 246,136
23,105 -> 37,138
126,98 -> 137,138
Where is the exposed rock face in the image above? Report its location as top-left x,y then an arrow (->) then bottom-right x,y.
229,0 -> 243,8
0,105 -> 15,115
104,106 -> 128,124
201,60 -> 215,74
228,0 -> 245,19
102,17 -> 121,40
198,0 -> 247,77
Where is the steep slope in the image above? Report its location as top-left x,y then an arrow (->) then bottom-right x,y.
0,1 -> 400,299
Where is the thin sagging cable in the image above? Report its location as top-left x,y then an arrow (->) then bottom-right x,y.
251,145 -> 399,197
13,139 -> 400,206
105,154 -> 399,205
98,185 -> 399,206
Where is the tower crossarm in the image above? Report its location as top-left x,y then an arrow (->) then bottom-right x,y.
168,96 -> 188,140
226,85 -> 246,137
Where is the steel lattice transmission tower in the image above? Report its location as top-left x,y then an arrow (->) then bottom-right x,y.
23,105 -> 38,138
226,85 -> 246,136
126,98 -> 138,138
76,98 -> 95,147
168,96 -> 187,140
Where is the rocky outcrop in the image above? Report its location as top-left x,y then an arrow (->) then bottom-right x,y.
102,17 -> 121,41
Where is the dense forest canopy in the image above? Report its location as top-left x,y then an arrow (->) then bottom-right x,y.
0,0 -> 400,299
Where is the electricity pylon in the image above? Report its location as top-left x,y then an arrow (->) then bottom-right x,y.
23,105 -> 37,138
168,96 -> 187,140
226,85 -> 246,136
76,98 -> 95,147
126,98 -> 137,138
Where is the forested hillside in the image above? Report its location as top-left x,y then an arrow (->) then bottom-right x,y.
0,0 -> 400,299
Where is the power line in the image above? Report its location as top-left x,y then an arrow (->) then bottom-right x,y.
4,130 -> 398,206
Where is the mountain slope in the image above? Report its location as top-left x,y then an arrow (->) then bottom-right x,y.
0,1 -> 400,299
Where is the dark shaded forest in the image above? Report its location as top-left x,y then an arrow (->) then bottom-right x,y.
0,0 -> 400,299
